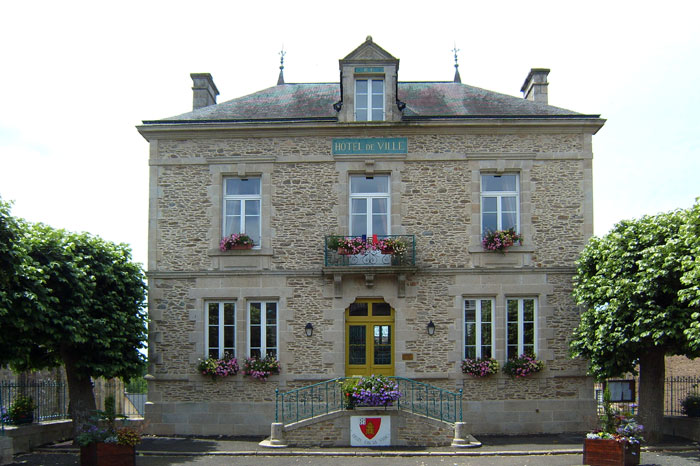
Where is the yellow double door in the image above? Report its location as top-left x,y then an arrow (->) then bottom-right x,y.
345,299 -> 394,377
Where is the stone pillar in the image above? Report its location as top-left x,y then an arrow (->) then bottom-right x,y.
259,422 -> 288,448
451,422 -> 481,448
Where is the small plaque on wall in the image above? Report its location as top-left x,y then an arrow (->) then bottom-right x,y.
332,138 -> 407,155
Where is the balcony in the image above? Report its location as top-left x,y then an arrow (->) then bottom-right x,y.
323,235 -> 417,298
324,235 -> 416,267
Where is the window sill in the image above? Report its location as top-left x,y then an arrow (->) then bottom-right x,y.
208,248 -> 274,257
467,245 -> 534,268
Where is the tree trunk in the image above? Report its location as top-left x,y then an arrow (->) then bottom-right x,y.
638,347 -> 665,444
62,349 -> 97,440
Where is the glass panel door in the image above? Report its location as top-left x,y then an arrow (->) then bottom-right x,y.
349,325 -> 367,365
345,300 -> 394,376
373,325 -> 391,365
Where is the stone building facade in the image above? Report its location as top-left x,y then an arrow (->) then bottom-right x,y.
138,37 -> 605,437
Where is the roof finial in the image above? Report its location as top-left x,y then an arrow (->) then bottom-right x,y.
277,46 -> 286,85
452,43 -> 461,84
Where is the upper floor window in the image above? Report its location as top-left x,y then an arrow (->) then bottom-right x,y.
464,299 -> 494,359
350,175 -> 390,237
205,302 -> 235,359
224,177 -> 261,247
506,297 -> 537,359
355,79 -> 384,121
481,174 -> 519,237
248,301 -> 277,359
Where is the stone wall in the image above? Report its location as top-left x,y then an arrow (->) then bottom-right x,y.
0,436 -> 12,465
666,356 -> 700,378
281,410 -> 454,447
155,133 -> 584,161
530,160 -> 587,267
2,420 -> 72,455
663,416 -> 700,442
147,127 -> 595,437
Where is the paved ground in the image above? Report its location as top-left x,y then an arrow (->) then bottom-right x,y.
9,434 -> 700,465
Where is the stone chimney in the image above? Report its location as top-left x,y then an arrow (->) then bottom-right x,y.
191,73 -> 219,110
520,68 -> 550,104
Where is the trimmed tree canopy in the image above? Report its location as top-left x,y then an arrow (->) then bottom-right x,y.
570,203 -> 700,378
569,201 -> 700,442
0,198 -> 147,434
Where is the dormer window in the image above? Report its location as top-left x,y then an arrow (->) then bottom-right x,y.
355,78 -> 384,121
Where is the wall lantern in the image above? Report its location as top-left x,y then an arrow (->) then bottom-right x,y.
305,323 -> 314,337
427,320 -> 436,336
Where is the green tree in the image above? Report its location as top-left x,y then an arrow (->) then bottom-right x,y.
570,203 -> 700,442
0,199 -> 147,437
679,201 -> 700,348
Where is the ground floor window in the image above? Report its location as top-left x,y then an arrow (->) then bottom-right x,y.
205,302 -> 235,358
464,298 -> 494,359
506,297 -> 537,359
248,301 -> 278,358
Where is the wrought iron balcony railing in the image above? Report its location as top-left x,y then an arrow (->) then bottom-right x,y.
324,235 -> 416,267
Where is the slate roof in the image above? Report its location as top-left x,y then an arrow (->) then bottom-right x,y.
149,81 -> 593,124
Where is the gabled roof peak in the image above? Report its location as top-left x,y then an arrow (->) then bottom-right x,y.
340,36 -> 398,63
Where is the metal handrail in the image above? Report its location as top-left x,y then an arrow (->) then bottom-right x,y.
324,235 -> 416,267
276,376 -> 462,425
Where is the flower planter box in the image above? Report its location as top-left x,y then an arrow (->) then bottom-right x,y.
583,438 -> 640,466
80,443 -> 135,466
228,244 -> 253,250
11,413 -> 34,425
354,405 -> 398,411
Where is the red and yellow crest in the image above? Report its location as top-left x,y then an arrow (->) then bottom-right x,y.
359,417 -> 381,439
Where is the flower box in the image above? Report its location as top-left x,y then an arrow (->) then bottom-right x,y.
220,233 -> 255,251
80,442 -> 135,466
583,438 -> 640,466
12,413 -> 34,425
354,404 -> 398,411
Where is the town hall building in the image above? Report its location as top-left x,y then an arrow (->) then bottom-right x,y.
137,37 -> 605,444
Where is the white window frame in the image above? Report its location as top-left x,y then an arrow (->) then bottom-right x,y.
480,174 -> 520,237
349,175 -> 391,237
204,301 -> 236,359
505,297 -> 537,359
223,177 -> 261,248
247,301 -> 278,359
464,298 -> 495,359
355,78 -> 385,121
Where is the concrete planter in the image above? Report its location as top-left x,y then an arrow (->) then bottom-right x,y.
11,414 -> 33,425
582,438 -> 640,466
80,443 -> 135,466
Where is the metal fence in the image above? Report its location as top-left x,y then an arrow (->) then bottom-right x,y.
0,380 -> 68,424
595,376 -> 700,416
1,378 -> 145,432
276,376 -> 462,425
665,376 -> 699,416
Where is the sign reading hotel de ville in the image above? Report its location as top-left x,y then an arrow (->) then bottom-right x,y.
350,416 -> 391,446
332,138 -> 407,155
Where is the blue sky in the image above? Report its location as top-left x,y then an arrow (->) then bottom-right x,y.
1,0 -> 698,268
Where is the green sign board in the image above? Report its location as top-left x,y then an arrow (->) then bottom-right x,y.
354,67 -> 384,73
332,138 -> 407,155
